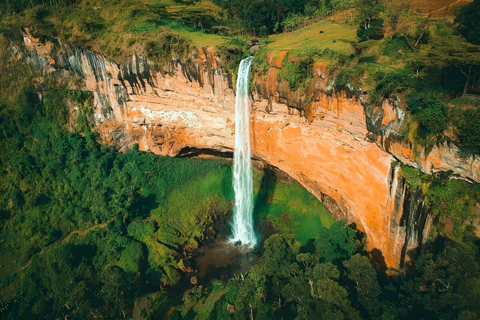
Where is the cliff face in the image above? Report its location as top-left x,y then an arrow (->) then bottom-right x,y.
20,33 -> 479,269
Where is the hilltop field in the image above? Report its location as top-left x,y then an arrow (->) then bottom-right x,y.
1,0 -> 480,319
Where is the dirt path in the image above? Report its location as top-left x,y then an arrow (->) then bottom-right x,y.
18,217 -> 115,272
60,217 -> 115,243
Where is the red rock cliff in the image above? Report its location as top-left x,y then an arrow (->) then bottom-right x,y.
21,34 -> 479,269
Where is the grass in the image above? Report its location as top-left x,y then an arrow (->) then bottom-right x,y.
448,96 -> 480,109
266,20 -> 357,55
174,28 -> 227,47
4,0 -> 227,62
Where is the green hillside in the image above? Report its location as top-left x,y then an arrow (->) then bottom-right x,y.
1,0 -> 480,319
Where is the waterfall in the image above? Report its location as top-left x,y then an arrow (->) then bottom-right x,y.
231,56 -> 257,248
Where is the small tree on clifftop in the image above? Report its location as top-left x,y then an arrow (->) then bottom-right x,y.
420,35 -> 480,96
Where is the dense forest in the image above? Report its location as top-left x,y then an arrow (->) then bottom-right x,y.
1,0 -> 480,319
1,0 -> 479,153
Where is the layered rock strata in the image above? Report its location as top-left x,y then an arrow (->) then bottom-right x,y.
20,33 -> 479,268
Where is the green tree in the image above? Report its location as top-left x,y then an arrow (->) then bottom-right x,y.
343,253 -> 381,314
355,0 -> 384,41
407,94 -> 447,136
316,220 -> 356,262
454,0 -> 480,45
398,18 -> 431,51
458,108 -> 480,156
401,238 -> 480,319
381,1 -> 415,39
421,35 -> 480,95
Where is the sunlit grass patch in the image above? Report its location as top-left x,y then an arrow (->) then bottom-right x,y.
267,20 -> 357,55
252,172 -> 334,245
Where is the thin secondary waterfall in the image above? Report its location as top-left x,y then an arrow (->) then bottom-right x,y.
231,56 -> 257,248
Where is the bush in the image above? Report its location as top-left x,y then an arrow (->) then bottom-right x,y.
426,176 -> 480,224
331,64 -> 365,92
281,13 -> 305,32
259,25 -> 268,38
407,94 -> 447,135
357,19 -> 384,41
370,69 -> 413,103
382,36 -> 409,57
145,32 -> 191,64
457,108 -> 480,156
277,60 -> 303,90
216,38 -> 249,72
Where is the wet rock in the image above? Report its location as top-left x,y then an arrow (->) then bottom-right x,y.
20,31 -> 480,270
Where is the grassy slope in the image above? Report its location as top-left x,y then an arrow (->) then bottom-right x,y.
3,0 -> 227,62
267,20 -> 357,55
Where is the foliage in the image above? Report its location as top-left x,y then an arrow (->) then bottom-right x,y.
316,220 -> 357,263
259,25 -> 268,37
228,225 -> 363,319
426,177 -> 480,226
330,62 -> 365,92
407,93 -> 447,136
357,18 -> 384,41
400,165 -> 426,189
370,68 -> 413,102
457,108 -> 480,156
419,34 -> 480,95
145,32 -> 191,64
213,0 -> 355,36
0,0 -> 226,62
276,58 -> 303,90
274,53 -> 315,91
216,37 -> 249,73
0,58 -> 239,317
381,1 -> 415,39
1,2 -> 480,320
401,237 -> 480,319
281,13 -> 307,32
355,0 -> 384,41
397,18 -> 431,51
398,166 -> 479,239
343,254 -> 381,314
170,221 -> 480,320
454,0 -> 480,45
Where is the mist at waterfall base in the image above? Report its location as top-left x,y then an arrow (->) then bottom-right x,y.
192,57 -> 333,284
193,57 -> 259,284
231,56 -> 257,248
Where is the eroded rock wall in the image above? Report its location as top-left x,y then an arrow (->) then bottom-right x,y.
19,33 -> 479,269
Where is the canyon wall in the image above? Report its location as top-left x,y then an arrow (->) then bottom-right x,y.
20,34 -> 480,269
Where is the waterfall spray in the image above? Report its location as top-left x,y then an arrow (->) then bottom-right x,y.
231,56 -> 257,247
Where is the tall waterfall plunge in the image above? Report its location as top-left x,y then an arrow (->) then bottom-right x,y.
231,57 -> 257,248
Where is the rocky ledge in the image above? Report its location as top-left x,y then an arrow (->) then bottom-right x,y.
20,33 -> 480,269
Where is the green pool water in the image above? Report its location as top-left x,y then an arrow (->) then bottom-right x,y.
252,171 -> 334,245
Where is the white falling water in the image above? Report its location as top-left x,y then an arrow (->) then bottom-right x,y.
231,56 -> 257,248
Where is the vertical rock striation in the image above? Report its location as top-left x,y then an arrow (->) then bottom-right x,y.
18,33 -> 479,269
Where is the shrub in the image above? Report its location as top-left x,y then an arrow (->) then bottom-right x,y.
426,176 -> 480,224
400,165 -> 429,190
331,64 -> 365,92
457,108 -> 480,156
145,32 -> 191,64
216,38 -> 249,72
277,60 -> 303,90
259,25 -> 268,38
357,19 -> 384,41
281,13 -> 305,32
407,94 -> 447,135
370,69 -> 413,103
